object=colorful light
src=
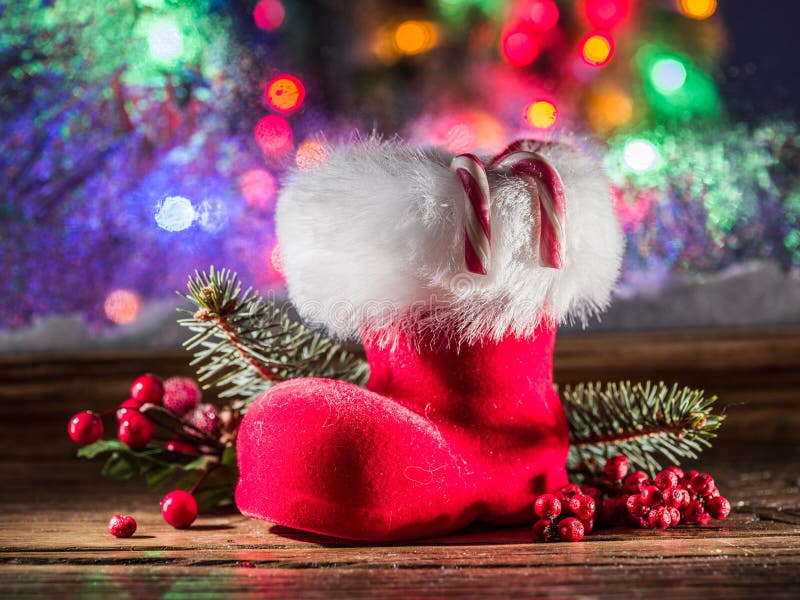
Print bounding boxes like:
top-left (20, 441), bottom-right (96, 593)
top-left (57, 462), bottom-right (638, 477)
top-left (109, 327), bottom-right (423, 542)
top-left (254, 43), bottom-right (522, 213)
top-left (677, 0), bottom-right (717, 20)
top-left (241, 169), bottom-right (277, 210)
top-left (295, 140), bottom-right (328, 170)
top-left (265, 75), bottom-right (306, 113)
top-left (393, 20), bottom-right (439, 56)
top-left (155, 196), bottom-right (196, 231)
top-left (104, 290), bottom-right (141, 325)
top-left (582, 0), bottom-right (631, 29)
top-left (500, 25), bottom-right (540, 67)
top-left (270, 243), bottom-right (285, 278)
top-left (524, 100), bottom-right (558, 129)
top-left (514, 0), bottom-right (560, 31)
top-left (254, 115), bottom-right (293, 155)
top-left (623, 140), bottom-right (659, 173)
top-left (145, 18), bottom-right (184, 65)
top-left (650, 58), bottom-right (687, 93)
top-left (587, 86), bottom-right (633, 131)
top-left (253, 0), bottom-right (285, 31)
top-left (581, 32), bottom-right (614, 66)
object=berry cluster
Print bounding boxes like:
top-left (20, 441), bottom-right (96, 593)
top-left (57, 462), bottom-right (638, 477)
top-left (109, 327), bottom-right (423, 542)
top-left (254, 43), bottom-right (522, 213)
top-left (532, 454), bottom-right (731, 542)
top-left (66, 373), bottom-right (229, 532)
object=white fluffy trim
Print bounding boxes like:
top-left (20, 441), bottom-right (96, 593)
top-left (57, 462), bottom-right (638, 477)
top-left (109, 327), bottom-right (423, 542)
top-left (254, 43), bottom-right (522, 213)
top-left (276, 137), bottom-right (624, 346)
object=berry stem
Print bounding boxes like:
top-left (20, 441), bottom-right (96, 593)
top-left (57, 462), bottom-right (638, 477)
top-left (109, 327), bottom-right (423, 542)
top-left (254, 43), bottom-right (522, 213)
top-left (141, 405), bottom-right (223, 450)
top-left (191, 464), bottom-right (219, 494)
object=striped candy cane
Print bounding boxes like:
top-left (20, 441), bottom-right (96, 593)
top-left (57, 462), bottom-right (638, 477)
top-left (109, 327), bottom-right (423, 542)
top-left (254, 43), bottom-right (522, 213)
top-left (492, 143), bottom-right (567, 270)
top-left (450, 153), bottom-right (492, 275)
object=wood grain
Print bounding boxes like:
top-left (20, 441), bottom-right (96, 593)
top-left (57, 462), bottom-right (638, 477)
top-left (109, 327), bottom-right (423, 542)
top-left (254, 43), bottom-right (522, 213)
top-left (1, 328), bottom-right (799, 598)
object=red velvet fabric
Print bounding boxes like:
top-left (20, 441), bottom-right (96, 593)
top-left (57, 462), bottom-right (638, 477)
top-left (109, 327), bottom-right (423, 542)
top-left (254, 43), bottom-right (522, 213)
top-left (235, 326), bottom-right (569, 541)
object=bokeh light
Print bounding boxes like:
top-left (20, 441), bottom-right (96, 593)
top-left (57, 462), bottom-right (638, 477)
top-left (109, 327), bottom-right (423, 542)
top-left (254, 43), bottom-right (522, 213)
top-left (677, 0), bottom-right (717, 20)
top-left (104, 290), bottom-right (141, 325)
top-left (582, 0), bottom-right (631, 29)
top-left (155, 196), bottom-right (196, 231)
top-left (265, 75), bottom-right (306, 113)
top-left (514, 0), bottom-right (560, 31)
top-left (253, 0), bottom-right (285, 31)
top-left (500, 25), bottom-right (540, 67)
top-left (295, 140), bottom-right (328, 170)
top-left (651, 58), bottom-right (687, 93)
top-left (623, 139), bottom-right (659, 173)
top-left (393, 20), bottom-right (439, 56)
top-left (586, 86), bottom-right (633, 131)
top-left (254, 115), bottom-right (293, 154)
top-left (524, 100), bottom-right (558, 129)
top-left (270, 243), bottom-right (285, 278)
top-left (241, 169), bottom-right (278, 210)
top-left (145, 18), bottom-right (184, 65)
top-left (581, 32), bottom-right (614, 66)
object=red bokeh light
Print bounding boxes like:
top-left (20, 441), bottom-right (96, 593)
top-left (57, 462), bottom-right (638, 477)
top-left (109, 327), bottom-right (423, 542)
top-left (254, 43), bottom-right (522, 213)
top-left (254, 115), bottom-right (293, 155)
top-left (240, 169), bottom-right (277, 210)
top-left (500, 25), bottom-right (540, 68)
top-left (582, 0), bottom-right (631, 29)
top-left (515, 0), bottom-right (560, 31)
top-left (265, 74), bottom-right (306, 113)
top-left (253, 0), bottom-right (285, 31)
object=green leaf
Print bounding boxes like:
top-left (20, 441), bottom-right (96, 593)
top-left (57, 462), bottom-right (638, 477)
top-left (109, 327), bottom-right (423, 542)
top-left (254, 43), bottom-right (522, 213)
top-left (145, 464), bottom-right (180, 489)
top-left (221, 445), bottom-right (237, 467)
top-left (77, 439), bottom-right (127, 459)
top-left (101, 452), bottom-right (139, 480)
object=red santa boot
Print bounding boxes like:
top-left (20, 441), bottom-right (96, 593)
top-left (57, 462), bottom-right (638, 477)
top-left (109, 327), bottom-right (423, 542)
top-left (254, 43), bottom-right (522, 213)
top-left (235, 138), bottom-right (624, 541)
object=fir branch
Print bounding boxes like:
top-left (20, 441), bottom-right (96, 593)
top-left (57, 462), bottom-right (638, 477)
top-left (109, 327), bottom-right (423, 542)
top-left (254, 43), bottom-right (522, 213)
top-left (562, 381), bottom-right (724, 476)
top-left (178, 267), bottom-right (370, 406)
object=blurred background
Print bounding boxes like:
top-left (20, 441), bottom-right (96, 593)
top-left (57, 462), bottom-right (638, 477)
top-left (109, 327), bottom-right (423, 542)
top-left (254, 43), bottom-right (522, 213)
top-left (1, 0), bottom-right (798, 353)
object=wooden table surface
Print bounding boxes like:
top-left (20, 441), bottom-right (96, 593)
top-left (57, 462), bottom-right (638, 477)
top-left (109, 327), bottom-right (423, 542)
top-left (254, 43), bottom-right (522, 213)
top-left (2, 328), bottom-right (799, 598)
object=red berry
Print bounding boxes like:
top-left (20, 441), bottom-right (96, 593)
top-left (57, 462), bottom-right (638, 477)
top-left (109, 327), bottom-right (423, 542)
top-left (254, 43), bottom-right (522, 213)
top-left (569, 494), bottom-right (596, 520)
top-left (559, 484), bottom-right (582, 498)
top-left (603, 454), bottom-right (629, 482)
top-left (557, 517), bottom-right (585, 542)
top-left (640, 485), bottom-right (661, 507)
top-left (689, 473), bottom-right (715, 497)
top-left (602, 496), bottom-right (624, 524)
top-left (532, 519), bottom-right (556, 541)
top-left (165, 439), bottom-right (197, 455)
top-left (654, 469), bottom-right (680, 490)
top-left (67, 411), bottom-right (104, 446)
top-left (668, 507), bottom-right (681, 525)
top-left (116, 398), bottom-right (144, 421)
top-left (162, 377), bottom-right (202, 416)
top-left (662, 487), bottom-right (690, 509)
top-left (683, 500), bottom-right (708, 524)
top-left (647, 506), bottom-right (672, 530)
top-left (626, 494), bottom-right (647, 518)
top-left (118, 412), bottom-right (154, 450)
top-left (534, 494), bottom-right (562, 519)
top-left (161, 490), bottom-right (198, 528)
top-left (706, 496), bottom-right (731, 520)
top-left (681, 469), bottom-right (700, 487)
top-left (108, 514), bottom-right (137, 538)
top-left (664, 465), bottom-right (684, 479)
top-left (706, 486), bottom-right (720, 498)
top-left (581, 485), bottom-right (603, 504)
top-left (580, 518), bottom-right (595, 534)
top-left (130, 374), bottom-right (164, 405)
top-left (623, 471), bottom-right (648, 494)
top-left (186, 403), bottom-right (221, 437)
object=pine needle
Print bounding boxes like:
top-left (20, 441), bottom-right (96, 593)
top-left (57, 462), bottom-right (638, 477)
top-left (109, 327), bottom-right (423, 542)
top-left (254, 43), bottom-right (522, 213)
top-left (561, 381), bottom-right (724, 476)
top-left (178, 266), bottom-right (369, 407)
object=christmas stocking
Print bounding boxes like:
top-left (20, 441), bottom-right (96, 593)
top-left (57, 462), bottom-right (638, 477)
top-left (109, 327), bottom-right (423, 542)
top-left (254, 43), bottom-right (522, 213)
top-left (235, 138), bottom-right (624, 541)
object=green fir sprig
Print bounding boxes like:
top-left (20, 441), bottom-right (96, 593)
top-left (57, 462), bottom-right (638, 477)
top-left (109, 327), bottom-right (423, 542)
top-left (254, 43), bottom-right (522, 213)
top-left (178, 267), bottom-right (370, 407)
top-left (563, 381), bottom-right (724, 477)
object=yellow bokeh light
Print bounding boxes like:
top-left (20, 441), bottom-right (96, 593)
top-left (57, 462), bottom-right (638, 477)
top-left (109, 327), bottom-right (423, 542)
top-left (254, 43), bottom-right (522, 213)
top-left (104, 289), bottom-right (141, 325)
top-left (295, 139), bottom-right (328, 170)
top-left (393, 20), bottom-right (439, 56)
top-left (582, 33), bottom-right (613, 66)
top-left (525, 101), bottom-right (558, 129)
top-left (678, 0), bottom-right (717, 20)
top-left (587, 87), bottom-right (633, 132)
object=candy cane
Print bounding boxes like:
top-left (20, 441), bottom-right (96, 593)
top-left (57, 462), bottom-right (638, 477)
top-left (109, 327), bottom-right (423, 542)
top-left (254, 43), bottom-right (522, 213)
top-left (451, 153), bottom-right (491, 275)
top-left (493, 147), bottom-right (566, 270)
